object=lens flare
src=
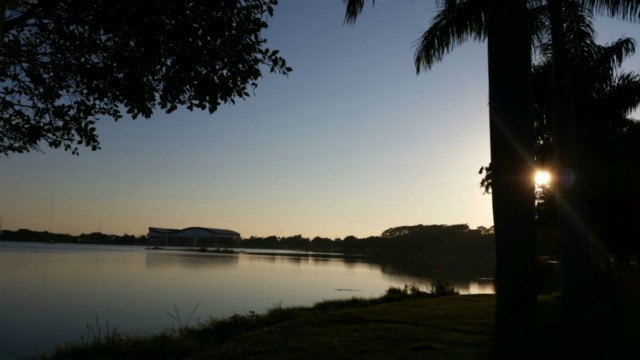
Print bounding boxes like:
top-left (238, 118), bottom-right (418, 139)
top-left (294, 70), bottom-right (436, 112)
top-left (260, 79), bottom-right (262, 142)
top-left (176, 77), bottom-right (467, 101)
top-left (535, 170), bottom-right (551, 186)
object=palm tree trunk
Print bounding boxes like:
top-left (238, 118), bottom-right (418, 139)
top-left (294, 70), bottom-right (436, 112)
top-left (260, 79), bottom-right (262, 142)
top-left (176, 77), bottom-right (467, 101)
top-left (549, 0), bottom-right (591, 327)
top-left (488, 0), bottom-right (537, 355)
top-left (0, 0), bottom-right (6, 40)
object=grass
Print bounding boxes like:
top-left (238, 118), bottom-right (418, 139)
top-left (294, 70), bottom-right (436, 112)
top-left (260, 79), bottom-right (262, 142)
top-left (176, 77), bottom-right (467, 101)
top-left (43, 290), bottom-right (640, 360)
top-left (79, 317), bottom-right (120, 348)
top-left (194, 295), bottom-right (496, 360)
top-left (164, 301), bottom-right (202, 334)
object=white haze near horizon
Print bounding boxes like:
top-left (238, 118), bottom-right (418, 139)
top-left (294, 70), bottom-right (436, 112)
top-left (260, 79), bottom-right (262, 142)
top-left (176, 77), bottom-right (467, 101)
top-left (1, 1), bottom-right (639, 239)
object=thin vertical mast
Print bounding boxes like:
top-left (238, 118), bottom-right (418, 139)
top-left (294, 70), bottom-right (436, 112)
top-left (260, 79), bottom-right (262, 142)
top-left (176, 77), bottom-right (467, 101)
top-left (48, 194), bottom-right (54, 232)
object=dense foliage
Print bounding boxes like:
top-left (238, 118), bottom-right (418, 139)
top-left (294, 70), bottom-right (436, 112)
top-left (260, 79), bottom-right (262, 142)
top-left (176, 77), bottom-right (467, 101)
top-left (1, 224), bottom-right (494, 260)
top-left (0, 224), bottom-right (497, 281)
top-left (480, 36), bottom-right (640, 266)
top-left (1, 228), bottom-right (146, 244)
top-left (0, 0), bottom-right (291, 155)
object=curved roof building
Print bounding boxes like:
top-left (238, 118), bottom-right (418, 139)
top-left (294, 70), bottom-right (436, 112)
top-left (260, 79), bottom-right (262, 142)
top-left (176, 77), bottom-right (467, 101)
top-left (148, 227), bottom-right (240, 247)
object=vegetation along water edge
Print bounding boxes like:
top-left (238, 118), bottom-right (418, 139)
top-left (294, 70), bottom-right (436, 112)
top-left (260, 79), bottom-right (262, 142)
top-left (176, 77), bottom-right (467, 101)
top-left (40, 284), bottom-right (640, 360)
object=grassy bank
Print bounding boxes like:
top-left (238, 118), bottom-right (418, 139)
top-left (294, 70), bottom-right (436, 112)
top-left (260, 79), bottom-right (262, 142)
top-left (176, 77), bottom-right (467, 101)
top-left (45, 290), bottom-right (638, 360)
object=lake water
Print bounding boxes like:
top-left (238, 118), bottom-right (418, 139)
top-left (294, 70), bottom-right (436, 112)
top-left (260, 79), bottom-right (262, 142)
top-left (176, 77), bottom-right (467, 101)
top-left (0, 241), bottom-right (494, 359)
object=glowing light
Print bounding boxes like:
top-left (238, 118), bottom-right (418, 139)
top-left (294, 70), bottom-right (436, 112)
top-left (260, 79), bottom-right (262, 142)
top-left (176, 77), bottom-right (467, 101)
top-left (535, 170), bottom-right (551, 186)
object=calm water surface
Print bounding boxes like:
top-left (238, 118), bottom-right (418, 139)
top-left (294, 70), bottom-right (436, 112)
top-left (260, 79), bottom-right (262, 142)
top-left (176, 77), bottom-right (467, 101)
top-left (0, 241), bottom-right (493, 359)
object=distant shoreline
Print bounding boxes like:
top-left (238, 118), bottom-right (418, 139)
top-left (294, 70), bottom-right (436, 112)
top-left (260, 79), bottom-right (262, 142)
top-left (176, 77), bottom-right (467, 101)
top-left (145, 245), bottom-right (374, 260)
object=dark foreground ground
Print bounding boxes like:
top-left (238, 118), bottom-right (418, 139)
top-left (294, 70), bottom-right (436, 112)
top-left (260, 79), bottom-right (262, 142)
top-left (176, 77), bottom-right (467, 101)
top-left (47, 292), bottom-right (639, 360)
top-left (190, 295), bottom-right (495, 360)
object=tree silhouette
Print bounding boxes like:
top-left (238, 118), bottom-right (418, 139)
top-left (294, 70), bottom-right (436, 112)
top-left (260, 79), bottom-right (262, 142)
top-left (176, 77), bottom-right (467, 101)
top-left (532, 36), bottom-right (640, 267)
top-left (416, 0), bottom-right (640, 327)
top-left (480, 32), bottom-right (640, 345)
top-left (345, 0), bottom-right (640, 355)
top-left (0, 0), bottom-right (291, 155)
top-left (345, 0), bottom-right (537, 354)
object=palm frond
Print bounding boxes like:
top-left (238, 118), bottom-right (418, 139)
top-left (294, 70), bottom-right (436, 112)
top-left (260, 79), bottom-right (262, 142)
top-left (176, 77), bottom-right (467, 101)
top-left (343, 0), bottom-right (370, 25)
top-left (563, 1), bottom-right (597, 60)
top-left (596, 71), bottom-right (640, 119)
top-left (414, 0), bottom-right (489, 73)
top-left (599, 37), bottom-right (636, 70)
top-left (529, 3), bottom-right (551, 58)
top-left (575, 37), bottom-right (636, 93)
top-left (582, 0), bottom-right (640, 21)
top-left (528, 0), bottom-right (548, 8)
top-left (536, 1), bottom-right (596, 63)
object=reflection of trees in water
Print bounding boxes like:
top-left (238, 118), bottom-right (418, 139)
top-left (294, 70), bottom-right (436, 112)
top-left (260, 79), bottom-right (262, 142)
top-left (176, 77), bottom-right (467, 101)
top-left (379, 256), bottom-right (559, 294)
top-left (144, 246), bottom-right (495, 285)
top-left (243, 252), bottom-right (374, 268)
top-left (377, 257), bottom-right (497, 294)
top-left (311, 257), bottom-right (331, 265)
top-left (379, 257), bottom-right (495, 283)
top-left (147, 249), bottom-right (493, 283)
top-left (145, 252), bottom-right (239, 269)
top-left (231, 251), bottom-right (383, 273)
top-left (246, 254), bottom-right (277, 263)
top-left (283, 255), bottom-right (308, 265)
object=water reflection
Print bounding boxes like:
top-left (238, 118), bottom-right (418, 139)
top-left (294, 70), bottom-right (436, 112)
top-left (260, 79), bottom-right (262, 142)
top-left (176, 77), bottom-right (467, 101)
top-left (464, 279), bottom-right (496, 294)
top-left (0, 242), bottom-right (494, 359)
top-left (379, 260), bottom-right (494, 281)
top-left (145, 252), bottom-right (239, 269)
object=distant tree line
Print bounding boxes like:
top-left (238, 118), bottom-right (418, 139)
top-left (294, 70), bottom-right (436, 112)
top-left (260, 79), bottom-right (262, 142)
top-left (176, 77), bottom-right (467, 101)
top-left (5, 224), bottom-right (557, 290)
top-left (1, 224), bottom-right (494, 261)
top-left (235, 224), bottom-right (494, 260)
top-left (1, 224), bottom-right (503, 284)
top-left (239, 224), bottom-right (498, 283)
top-left (0, 228), bottom-right (146, 245)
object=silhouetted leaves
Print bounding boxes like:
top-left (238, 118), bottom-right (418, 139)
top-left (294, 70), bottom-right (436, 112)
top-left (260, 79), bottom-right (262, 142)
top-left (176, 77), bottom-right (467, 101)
top-left (0, 0), bottom-right (291, 155)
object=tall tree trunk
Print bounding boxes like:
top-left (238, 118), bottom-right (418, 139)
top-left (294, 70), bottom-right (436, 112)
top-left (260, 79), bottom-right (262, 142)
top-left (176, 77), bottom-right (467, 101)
top-left (488, 0), bottom-right (537, 356)
top-left (0, 0), bottom-right (6, 40)
top-left (549, 0), bottom-right (591, 328)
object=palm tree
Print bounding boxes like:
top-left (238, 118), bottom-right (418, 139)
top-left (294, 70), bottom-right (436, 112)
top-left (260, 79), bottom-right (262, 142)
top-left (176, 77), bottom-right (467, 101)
top-left (533, 36), bottom-right (640, 268)
top-left (345, 0), bottom-right (537, 352)
top-left (545, 0), bottom-right (593, 327)
top-left (482, 34), bottom-right (640, 279)
top-left (485, 3), bottom-right (537, 353)
top-left (412, 0), bottom-right (592, 332)
top-left (525, 0), bottom-right (640, 326)
top-left (345, 0), bottom-right (640, 353)
top-left (414, 0), bottom-right (640, 325)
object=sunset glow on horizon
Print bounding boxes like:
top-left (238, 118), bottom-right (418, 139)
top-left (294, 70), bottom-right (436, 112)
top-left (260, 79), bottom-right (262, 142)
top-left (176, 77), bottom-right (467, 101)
top-left (1, 2), bottom-right (638, 239)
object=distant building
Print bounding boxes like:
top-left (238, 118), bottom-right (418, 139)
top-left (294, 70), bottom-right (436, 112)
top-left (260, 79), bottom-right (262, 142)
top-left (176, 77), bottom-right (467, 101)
top-left (147, 227), bottom-right (240, 247)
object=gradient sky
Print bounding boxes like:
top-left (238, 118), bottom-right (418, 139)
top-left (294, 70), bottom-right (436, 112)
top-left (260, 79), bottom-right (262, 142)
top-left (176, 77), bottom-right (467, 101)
top-left (2, 1), bottom-right (640, 239)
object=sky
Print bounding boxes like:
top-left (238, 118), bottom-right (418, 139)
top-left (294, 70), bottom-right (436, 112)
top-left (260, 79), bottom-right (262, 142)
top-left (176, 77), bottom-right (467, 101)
top-left (1, 1), bottom-right (640, 239)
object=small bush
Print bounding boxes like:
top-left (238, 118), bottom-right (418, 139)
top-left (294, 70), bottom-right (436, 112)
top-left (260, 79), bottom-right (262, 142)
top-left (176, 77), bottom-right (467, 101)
top-left (383, 283), bottom-right (431, 300)
top-left (429, 273), bottom-right (458, 296)
top-left (385, 286), bottom-right (406, 296)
